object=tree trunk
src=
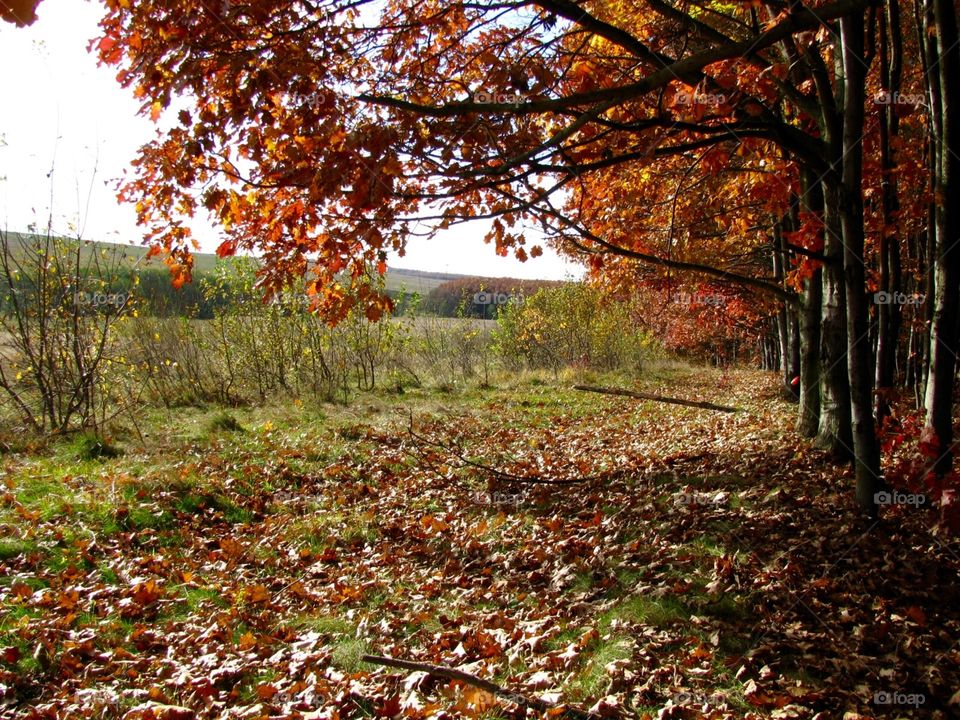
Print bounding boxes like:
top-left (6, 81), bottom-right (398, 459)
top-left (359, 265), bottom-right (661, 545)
top-left (798, 267), bottom-right (823, 437)
top-left (840, 10), bottom-right (883, 513)
top-left (816, 182), bottom-right (854, 460)
top-left (772, 223), bottom-right (800, 398)
top-left (796, 171), bottom-right (824, 437)
top-left (813, 37), bottom-right (854, 460)
top-left (874, 0), bottom-right (904, 422)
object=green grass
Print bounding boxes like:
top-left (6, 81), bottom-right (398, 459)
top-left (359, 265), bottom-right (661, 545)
top-left (282, 515), bottom-right (336, 553)
top-left (700, 594), bottom-right (751, 621)
top-left (71, 432), bottom-right (122, 460)
top-left (0, 605), bottom-right (43, 673)
top-left (688, 536), bottom-right (727, 558)
top-left (566, 635), bottom-right (633, 700)
top-left (0, 538), bottom-right (35, 560)
top-left (122, 505), bottom-right (174, 531)
top-left (291, 613), bottom-right (354, 635)
top-left (544, 626), bottom-right (582, 652)
top-left (604, 594), bottom-right (690, 628)
top-left (236, 669), bottom-right (280, 704)
top-left (205, 411), bottom-right (245, 435)
top-left (331, 638), bottom-right (370, 671)
top-left (175, 491), bottom-right (252, 523)
top-left (0, 360), bottom-right (790, 716)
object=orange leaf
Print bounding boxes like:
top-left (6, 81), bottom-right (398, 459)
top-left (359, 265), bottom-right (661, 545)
top-left (245, 584), bottom-right (271, 604)
top-left (215, 240), bottom-right (237, 258)
top-left (237, 632), bottom-right (257, 651)
top-left (255, 683), bottom-right (278, 700)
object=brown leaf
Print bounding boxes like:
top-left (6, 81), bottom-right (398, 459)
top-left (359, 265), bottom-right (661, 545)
top-left (255, 683), bottom-right (278, 700)
top-left (122, 703), bottom-right (195, 720)
top-left (244, 584), bottom-right (271, 604)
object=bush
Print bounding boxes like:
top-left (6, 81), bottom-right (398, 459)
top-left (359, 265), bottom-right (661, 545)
top-left (0, 231), bottom-right (139, 433)
top-left (122, 259), bottom-right (419, 406)
top-left (493, 284), bottom-right (655, 374)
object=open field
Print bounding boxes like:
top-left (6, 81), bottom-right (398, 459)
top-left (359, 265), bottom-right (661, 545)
top-left (0, 365), bottom-right (956, 719)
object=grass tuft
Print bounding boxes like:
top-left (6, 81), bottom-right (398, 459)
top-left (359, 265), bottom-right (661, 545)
top-left (206, 411), bottom-right (245, 434)
top-left (72, 432), bottom-right (122, 460)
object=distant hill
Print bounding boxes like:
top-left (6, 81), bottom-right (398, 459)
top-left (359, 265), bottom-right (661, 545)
top-left (0, 231), bottom-right (553, 298)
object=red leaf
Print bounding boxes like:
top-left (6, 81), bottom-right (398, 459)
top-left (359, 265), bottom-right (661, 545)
top-left (215, 240), bottom-right (237, 258)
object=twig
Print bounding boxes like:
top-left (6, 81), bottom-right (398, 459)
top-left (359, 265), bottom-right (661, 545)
top-left (361, 654), bottom-right (598, 719)
top-left (573, 384), bottom-right (739, 413)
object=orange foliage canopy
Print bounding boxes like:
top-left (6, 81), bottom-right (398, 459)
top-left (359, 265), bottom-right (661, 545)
top-left (54, 0), bottom-right (919, 323)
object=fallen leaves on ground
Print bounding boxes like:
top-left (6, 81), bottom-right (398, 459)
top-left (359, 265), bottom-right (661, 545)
top-left (0, 369), bottom-right (957, 719)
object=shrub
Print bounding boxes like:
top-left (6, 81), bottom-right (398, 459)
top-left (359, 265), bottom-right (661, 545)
top-left (493, 284), bottom-right (655, 373)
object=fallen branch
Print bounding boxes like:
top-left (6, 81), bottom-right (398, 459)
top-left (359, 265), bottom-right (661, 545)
top-left (361, 654), bottom-right (598, 719)
top-left (573, 384), bottom-right (739, 413)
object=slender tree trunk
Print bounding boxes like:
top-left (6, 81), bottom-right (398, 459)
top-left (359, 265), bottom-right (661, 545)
top-left (840, 11), bottom-right (883, 513)
top-left (796, 172), bottom-right (824, 436)
top-left (798, 266), bottom-right (823, 436)
top-left (875, 0), bottom-right (904, 422)
top-left (772, 223), bottom-right (800, 398)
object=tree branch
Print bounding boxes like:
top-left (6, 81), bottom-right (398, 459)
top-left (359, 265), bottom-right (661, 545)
top-left (361, 654), bottom-right (599, 720)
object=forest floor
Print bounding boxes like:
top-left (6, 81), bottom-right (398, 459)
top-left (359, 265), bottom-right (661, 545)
top-left (1, 365), bottom-right (958, 720)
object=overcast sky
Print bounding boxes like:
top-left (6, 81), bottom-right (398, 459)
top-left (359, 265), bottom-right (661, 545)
top-left (0, 0), bottom-right (583, 280)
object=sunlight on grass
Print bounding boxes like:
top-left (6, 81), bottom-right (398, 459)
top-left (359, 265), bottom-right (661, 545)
top-left (291, 613), bottom-right (354, 636)
top-left (566, 635), bottom-right (632, 700)
top-left (331, 638), bottom-right (370, 671)
top-left (605, 594), bottom-right (689, 628)
top-left (0, 538), bottom-right (35, 560)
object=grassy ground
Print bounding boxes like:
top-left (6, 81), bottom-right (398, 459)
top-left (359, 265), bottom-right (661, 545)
top-left (0, 364), bottom-right (957, 719)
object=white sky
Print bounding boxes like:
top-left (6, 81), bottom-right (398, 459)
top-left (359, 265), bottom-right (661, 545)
top-left (0, 0), bottom-right (583, 281)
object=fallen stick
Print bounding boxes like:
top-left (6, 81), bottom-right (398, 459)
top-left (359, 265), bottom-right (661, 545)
top-left (361, 654), bottom-right (597, 719)
top-left (573, 384), bottom-right (739, 413)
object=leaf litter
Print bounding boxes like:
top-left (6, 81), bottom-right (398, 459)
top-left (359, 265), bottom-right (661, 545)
top-left (0, 369), bottom-right (957, 719)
